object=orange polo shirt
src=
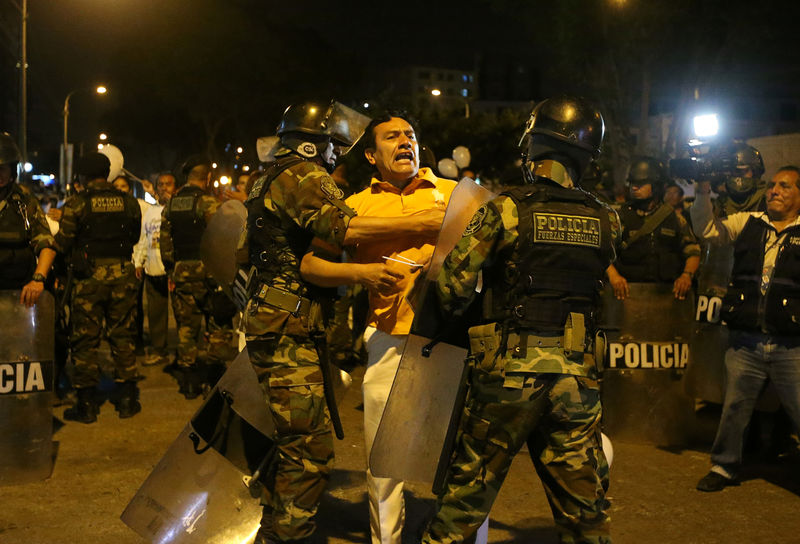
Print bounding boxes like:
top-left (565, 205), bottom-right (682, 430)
top-left (346, 167), bottom-right (457, 335)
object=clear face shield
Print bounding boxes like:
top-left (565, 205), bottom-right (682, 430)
top-left (323, 101), bottom-right (371, 156)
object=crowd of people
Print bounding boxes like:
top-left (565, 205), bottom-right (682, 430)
top-left (1, 93), bottom-right (799, 544)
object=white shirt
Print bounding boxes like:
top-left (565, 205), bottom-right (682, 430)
top-left (133, 203), bottom-right (167, 276)
top-left (691, 192), bottom-right (800, 295)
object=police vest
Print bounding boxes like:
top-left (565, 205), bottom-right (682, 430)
top-left (246, 155), bottom-right (312, 295)
top-left (616, 204), bottom-right (683, 282)
top-left (0, 190), bottom-right (36, 288)
top-left (165, 185), bottom-right (206, 261)
top-left (483, 182), bottom-right (614, 333)
top-left (722, 216), bottom-right (800, 335)
top-left (77, 188), bottom-right (139, 260)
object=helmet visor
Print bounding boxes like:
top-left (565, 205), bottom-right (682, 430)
top-left (324, 102), bottom-right (371, 156)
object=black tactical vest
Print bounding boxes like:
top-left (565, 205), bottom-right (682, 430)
top-left (246, 155), bottom-right (312, 294)
top-left (616, 204), bottom-right (683, 282)
top-left (0, 190), bottom-right (36, 288)
top-left (722, 216), bottom-right (800, 335)
top-left (165, 185), bottom-right (206, 261)
top-left (483, 182), bottom-right (615, 333)
top-left (77, 188), bottom-right (139, 259)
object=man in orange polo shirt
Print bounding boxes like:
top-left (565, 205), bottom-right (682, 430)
top-left (350, 113), bottom-right (456, 544)
top-left (302, 112), bottom-right (475, 544)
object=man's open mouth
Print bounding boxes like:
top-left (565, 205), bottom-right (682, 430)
top-left (395, 152), bottom-right (414, 162)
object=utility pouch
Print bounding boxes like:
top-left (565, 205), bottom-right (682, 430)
top-left (593, 330), bottom-right (607, 374)
top-left (467, 322), bottom-right (501, 372)
top-left (563, 312), bottom-right (587, 357)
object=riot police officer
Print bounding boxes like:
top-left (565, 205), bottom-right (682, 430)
top-left (712, 142), bottom-right (767, 217)
top-left (421, 96), bottom-right (616, 544)
top-left (239, 101), bottom-right (449, 544)
top-left (606, 156), bottom-right (700, 300)
top-left (54, 152), bottom-right (142, 423)
top-left (0, 133), bottom-right (56, 306)
top-left (160, 156), bottom-right (234, 399)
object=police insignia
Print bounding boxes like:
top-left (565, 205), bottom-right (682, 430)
top-left (245, 175), bottom-right (267, 204)
top-left (169, 196), bottom-right (195, 212)
top-left (463, 205), bottom-right (488, 236)
top-left (533, 212), bottom-right (601, 247)
top-left (297, 142), bottom-right (317, 158)
top-left (90, 195), bottom-right (125, 213)
top-left (320, 178), bottom-right (344, 200)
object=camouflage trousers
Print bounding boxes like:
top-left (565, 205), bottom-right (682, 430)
top-left (247, 333), bottom-right (334, 541)
top-left (70, 262), bottom-right (138, 387)
top-left (171, 277), bottom-right (234, 368)
top-left (423, 368), bottom-right (611, 544)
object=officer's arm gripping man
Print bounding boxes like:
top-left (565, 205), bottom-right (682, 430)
top-left (435, 197), bottom-right (517, 316)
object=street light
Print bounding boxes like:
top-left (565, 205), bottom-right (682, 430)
top-left (61, 85), bottom-right (108, 188)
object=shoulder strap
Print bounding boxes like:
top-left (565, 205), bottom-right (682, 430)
top-left (247, 155), bottom-right (306, 205)
top-left (621, 203), bottom-right (675, 250)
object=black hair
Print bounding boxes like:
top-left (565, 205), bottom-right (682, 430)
top-left (363, 110), bottom-right (420, 149)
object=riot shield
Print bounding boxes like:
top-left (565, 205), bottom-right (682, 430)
top-left (200, 200), bottom-right (247, 297)
top-left (600, 283), bottom-right (697, 446)
top-left (684, 245), bottom-right (779, 410)
top-left (0, 290), bottom-right (55, 486)
top-left (370, 179), bottom-right (495, 484)
top-left (121, 349), bottom-right (276, 543)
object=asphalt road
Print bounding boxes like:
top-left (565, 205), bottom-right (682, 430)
top-left (1, 356), bottom-right (799, 544)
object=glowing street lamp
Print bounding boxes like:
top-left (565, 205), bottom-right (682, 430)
top-left (430, 89), bottom-right (442, 97)
top-left (99, 133), bottom-right (108, 141)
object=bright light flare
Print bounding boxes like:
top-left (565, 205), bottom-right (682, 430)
top-left (99, 133), bottom-right (107, 141)
top-left (236, 147), bottom-right (243, 154)
top-left (431, 89), bottom-right (442, 97)
top-left (97, 143), bottom-right (104, 150)
top-left (220, 175), bottom-right (230, 185)
top-left (243, 165), bottom-right (250, 172)
top-left (96, 86), bottom-right (107, 94)
top-left (693, 114), bottom-right (719, 138)
top-left (212, 162), bottom-right (218, 168)
top-left (23, 162), bottom-right (33, 173)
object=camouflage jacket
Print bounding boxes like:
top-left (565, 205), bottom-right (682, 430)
top-left (54, 179), bottom-right (141, 278)
top-left (0, 183), bottom-right (55, 255)
top-left (436, 188), bottom-right (620, 377)
top-left (159, 183), bottom-right (220, 279)
top-left (237, 149), bottom-right (355, 337)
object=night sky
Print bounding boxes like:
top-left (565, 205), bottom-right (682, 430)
top-left (9, 0), bottom-right (800, 177)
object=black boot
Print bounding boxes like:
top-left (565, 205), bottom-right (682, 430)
top-left (177, 367), bottom-right (203, 400)
top-left (63, 387), bottom-right (98, 424)
top-left (114, 380), bottom-right (142, 418)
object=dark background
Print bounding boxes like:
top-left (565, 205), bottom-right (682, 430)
top-left (1, 0), bottom-right (799, 183)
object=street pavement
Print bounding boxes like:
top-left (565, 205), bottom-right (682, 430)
top-left (1, 355), bottom-right (799, 544)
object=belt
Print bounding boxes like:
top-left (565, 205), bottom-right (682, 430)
top-left (256, 284), bottom-right (311, 317)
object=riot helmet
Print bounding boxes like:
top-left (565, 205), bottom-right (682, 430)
top-left (277, 101), bottom-right (370, 172)
top-left (724, 142), bottom-right (764, 201)
top-left (0, 132), bottom-right (22, 182)
top-left (627, 156), bottom-right (670, 201)
top-left (519, 96), bottom-right (605, 185)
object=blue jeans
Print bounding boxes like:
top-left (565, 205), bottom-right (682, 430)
top-left (710, 330), bottom-right (800, 472)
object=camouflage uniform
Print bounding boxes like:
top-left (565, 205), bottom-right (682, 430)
top-left (0, 183), bottom-right (55, 289)
top-left (237, 148), bottom-right (354, 542)
top-left (54, 179), bottom-right (141, 387)
top-left (160, 185), bottom-right (234, 370)
top-left (423, 183), bottom-right (619, 544)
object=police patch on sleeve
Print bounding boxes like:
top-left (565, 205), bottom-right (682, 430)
top-left (533, 212), bottom-right (601, 247)
top-left (320, 177), bottom-right (344, 201)
top-left (463, 205), bottom-right (488, 236)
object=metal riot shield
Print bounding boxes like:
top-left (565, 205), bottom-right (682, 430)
top-left (121, 349), bottom-right (276, 543)
top-left (600, 283), bottom-right (697, 446)
top-left (200, 199), bottom-right (247, 296)
top-left (684, 245), bottom-right (779, 410)
top-left (0, 290), bottom-right (55, 486)
top-left (370, 179), bottom-right (495, 484)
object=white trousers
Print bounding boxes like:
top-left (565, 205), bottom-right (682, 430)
top-left (363, 327), bottom-right (488, 544)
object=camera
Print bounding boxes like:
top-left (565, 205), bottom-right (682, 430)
top-left (669, 141), bottom-right (764, 181)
